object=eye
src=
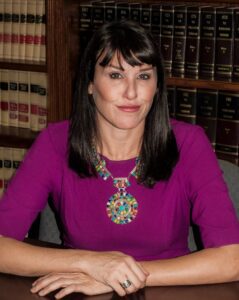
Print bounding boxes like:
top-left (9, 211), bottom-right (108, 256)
top-left (138, 73), bottom-right (151, 80)
top-left (109, 72), bottom-right (123, 79)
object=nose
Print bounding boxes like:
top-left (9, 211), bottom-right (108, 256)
top-left (123, 78), bottom-right (137, 100)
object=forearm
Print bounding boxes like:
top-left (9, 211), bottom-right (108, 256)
top-left (0, 236), bottom-right (88, 277)
top-left (141, 245), bottom-right (239, 286)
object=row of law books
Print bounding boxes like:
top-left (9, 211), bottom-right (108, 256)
top-left (0, 0), bottom-right (46, 62)
top-left (79, 2), bottom-right (239, 81)
top-left (167, 86), bottom-right (239, 165)
top-left (0, 69), bottom-right (47, 131)
top-left (0, 146), bottom-right (27, 197)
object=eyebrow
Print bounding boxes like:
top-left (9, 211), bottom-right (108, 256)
top-left (107, 64), bottom-right (154, 72)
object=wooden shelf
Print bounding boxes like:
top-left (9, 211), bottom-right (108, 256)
top-left (167, 77), bottom-right (239, 92)
top-left (0, 59), bottom-right (47, 73)
top-left (0, 126), bottom-right (38, 148)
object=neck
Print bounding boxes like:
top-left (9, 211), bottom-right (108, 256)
top-left (96, 125), bottom-right (144, 161)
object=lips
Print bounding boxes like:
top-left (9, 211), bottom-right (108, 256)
top-left (117, 105), bottom-right (140, 112)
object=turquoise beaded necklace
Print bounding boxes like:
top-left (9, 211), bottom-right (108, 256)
top-left (93, 150), bottom-right (141, 225)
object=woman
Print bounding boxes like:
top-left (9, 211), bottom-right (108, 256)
top-left (0, 20), bottom-right (239, 299)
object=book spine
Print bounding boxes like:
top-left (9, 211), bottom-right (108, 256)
top-left (216, 91), bottom-right (239, 162)
top-left (12, 147), bottom-right (24, 170)
top-left (33, 0), bottom-right (44, 61)
top-left (39, 1), bottom-right (46, 62)
top-left (130, 3), bottom-right (140, 23)
top-left (116, 3), bottom-right (130, 21)
top-left (38, 72), bottom-right (47, 130)
top-left (79, 3), bottom-right (93, 52)
top-left (11, 0), bottom-right (20, 60)
top-left (0, 147), bottom-right (3, 198)
top-left (30, 71), bottom-right (39, 131)
top-left (0, 69), bottom-right (9, 126)
top-left (233, 9), bottom-right (239, 81)
top-left (199, 6), bottom-right (216, 79)
top-left (79, 3), bottom-right (92, 30)
top-left (175, 87), bottom-right (197, 124)
top-left (18, 71), bottom-right (30, 128)
top-left (92, 2), bottom-right (104, 30)
top-left (8, 69), bottom-right (18, 127)
top-left (19, 0), bottom-right (27, 60)
top-left (172, 5), bottom-right (187, 78)
top-left (3, 0), bottom-right (12, 59)
top-left (167, 86), bottom-right (176, 118)
top-left (150, 4), bottom-right (161, 37)
top-left (3, 147), bottom-right (13, 191)
top-left (104, 1), bottom-right (115, 23)
top-left (160, 5), bottom-right (174, 76)
top-left (140, 3), bottom-right (151, 30)
top-left (215, 7), bottom-right (234, 81)
top-left (0, 0), bottom-right (3, 59)
top-left (25, 0), bottom-right (36, 60)
top-left (196, 89), bottom-right (218, 148)
top-left (185, 6), bottom-right (201, 79)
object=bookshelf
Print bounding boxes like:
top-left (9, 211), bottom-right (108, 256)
top-left (0, 0), bottom-right (71, 149)
top-left (1, 0), bottom-right (238, 164)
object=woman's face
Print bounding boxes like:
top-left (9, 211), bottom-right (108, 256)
top-left (88, 52), bottom-right (158, 132)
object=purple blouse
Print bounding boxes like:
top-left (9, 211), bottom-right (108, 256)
top-left (0, 119), bottom-right (239, 260)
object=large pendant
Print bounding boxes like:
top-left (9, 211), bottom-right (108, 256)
top-left (106, 191), bottom-right (138, 225)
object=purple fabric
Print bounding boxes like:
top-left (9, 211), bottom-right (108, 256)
top-left (0, 119), bottom-right (239, 260)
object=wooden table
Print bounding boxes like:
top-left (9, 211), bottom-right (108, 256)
top-left (1, 272), bottom-right (239, 300)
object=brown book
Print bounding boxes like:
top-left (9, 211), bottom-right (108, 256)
top-left (92, 1), bottom-right (104, 30)
top-left (104, 1), bottom-right (115, 23)
top-left (175, 87), bottom-right (197, 124)
top-left (167, 86), bottom-right (176, 118)
top-left (160, 5), bottom-right (174, 76)
top-left (196, 89), bottom-right (218, 149)
top-left (233, 8), bottom-right (239, 81)
top-left (172, 5), bottom-right (187, 78)
top-left (199, 6), bottom-right (217, 79)
top-left (216, 91), bottom-right (239, 162)
top-left (215, 7), bottom-right (234, 81)
top-left (185, 6), bottom-right (201, 79)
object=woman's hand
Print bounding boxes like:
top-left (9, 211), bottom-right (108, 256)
top-left (31, 272), bottom-right (113, 299)
top-left (80, 251), bottom-right (149, 296)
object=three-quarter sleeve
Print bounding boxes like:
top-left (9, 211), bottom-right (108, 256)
top-left (180, 126), bottom-right (239, 248)
top-left (0, 125), bottom-right (62, 240)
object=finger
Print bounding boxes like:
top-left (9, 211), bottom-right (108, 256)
top-left (32, 277), bottom-right (74, 296)
top-left (55, 285), bottom-right (77, 299)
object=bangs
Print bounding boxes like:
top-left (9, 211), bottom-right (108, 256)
top-left (96, 25), bottom-right (159, 68)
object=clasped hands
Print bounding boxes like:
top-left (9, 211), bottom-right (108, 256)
top-left (31, 251), bottom-right (149, 299)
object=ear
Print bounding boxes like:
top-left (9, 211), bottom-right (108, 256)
top-left (88, 82), bottom-right (93, 94)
